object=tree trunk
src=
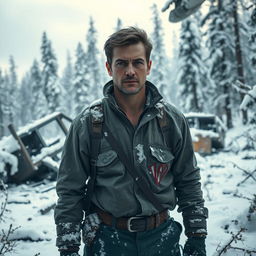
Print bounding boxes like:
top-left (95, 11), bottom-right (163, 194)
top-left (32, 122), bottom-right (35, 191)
top-left (192, 81), bottom-right (200, 111)
top-left (232, 0), bottom-right (248, 124)
top-left (0, 107), bottom-right (4, 138)
top-left (218, 0), bottom-right (233, 128)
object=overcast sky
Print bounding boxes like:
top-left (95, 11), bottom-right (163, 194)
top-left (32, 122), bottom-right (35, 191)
top-left (0, 0), bottom-right (181, 79)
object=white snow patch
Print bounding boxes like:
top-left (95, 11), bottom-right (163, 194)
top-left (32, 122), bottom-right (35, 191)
top-left (31, 138), bottom-right (65, 163)
top-left (0, 149), bottom-right (18, 175)
top-left (155, 101), bottom-right (165, 118)
top-left (135, 144), bottom-right (146, 163)
top-left (90, 107), bottom-right (103, 122)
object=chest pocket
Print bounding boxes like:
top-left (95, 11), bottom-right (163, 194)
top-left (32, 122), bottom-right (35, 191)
top-left (148, 145), bottom-right (174, 185)
top-left (96, 150), bottom-right (117, 167)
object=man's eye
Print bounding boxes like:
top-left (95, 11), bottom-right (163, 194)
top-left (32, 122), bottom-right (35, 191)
top-left (133, 60), bottom-right (144, 66)
top-left (115, 61), bottom-right (126, 67)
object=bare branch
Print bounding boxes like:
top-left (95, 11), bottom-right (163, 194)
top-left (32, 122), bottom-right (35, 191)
top-left (213, 228), bottom-right (247, 256)
top-left (230, 246), bottom-right (256, 254)
top-left (0, 180), bottom-right (8, 222)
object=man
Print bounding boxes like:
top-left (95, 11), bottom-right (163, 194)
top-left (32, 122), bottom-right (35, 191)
top-left (54, 27), bottom-right (208, 256)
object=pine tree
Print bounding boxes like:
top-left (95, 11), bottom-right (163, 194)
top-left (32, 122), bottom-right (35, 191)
top-left (248, 4), bottom-right (256, 76)
top-left (0, 69), bottom-right (4, 138)
top-left (85, 17), bottom-right (103, 99)
top-left (73, 43), bottom-right (91, 115)
top-left (115, 18), bottom-right (123, 31)
top-left (202, 0), bottom-right (236, 128)
top-left (231, 0), bottom-right (249, 123)
top-left (239, 4), bottom-right (256, 86)
top-left (19, 73), bottom-right (33, 126)
top-left (41, 31), bottom-right (62, 113)
top-left (149, 4), bottom-right (169, 97)
top-left (176, 16), bottom-right (209, 113)
top-left (30, 59), bottom-right (48, 119)
top-left (1, 72), bottom-right (11, 134)
top-left (61, 51), bottom-right (74, 116)
top-left (168, 31), bottom-right (180, 107)
top-left (7, 56), bottom-right (18, 126)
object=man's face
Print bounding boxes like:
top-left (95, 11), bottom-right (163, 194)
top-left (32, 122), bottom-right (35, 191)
top-left (106, 42), bottom-right (152, 95)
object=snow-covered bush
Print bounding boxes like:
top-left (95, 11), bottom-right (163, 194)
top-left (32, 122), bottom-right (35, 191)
top-left (231, 82), bottom-right (256, 151)
top-left (0, 180), bottom-right (18, 255)
top-left (0, 135), bottom-right (19, 182)
top-left (240, 85), bottom-right (256, 124)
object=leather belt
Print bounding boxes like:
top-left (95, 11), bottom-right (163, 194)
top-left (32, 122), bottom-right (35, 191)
top-left (95, 207), bottom-right (169, 232)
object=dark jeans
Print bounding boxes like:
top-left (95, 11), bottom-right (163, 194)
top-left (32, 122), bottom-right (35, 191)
top-left (83, 217), bottom-right (182, 256)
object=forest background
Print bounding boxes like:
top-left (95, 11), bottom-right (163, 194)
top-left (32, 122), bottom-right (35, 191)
top-left (0, 0), bottom-right (255, 133)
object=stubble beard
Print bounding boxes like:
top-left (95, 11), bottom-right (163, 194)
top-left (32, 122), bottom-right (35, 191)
top-left (114, 81), bottom-right (144, 96)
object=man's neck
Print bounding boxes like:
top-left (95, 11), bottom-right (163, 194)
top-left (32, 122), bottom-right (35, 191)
top-left (113, 87), bottom-right (146, 125)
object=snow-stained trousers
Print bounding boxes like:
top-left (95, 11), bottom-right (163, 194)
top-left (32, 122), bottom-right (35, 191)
top-left (83, 217), bottom-right (182, 256)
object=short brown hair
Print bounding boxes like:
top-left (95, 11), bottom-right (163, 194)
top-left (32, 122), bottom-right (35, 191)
top-left (104, 27), bottom-right (153, 65)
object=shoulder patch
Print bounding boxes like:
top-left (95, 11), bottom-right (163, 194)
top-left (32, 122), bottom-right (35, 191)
top-left (90, 105), bottom-right (103, 123)
top-left (155, 99), bottom-right (167, 119)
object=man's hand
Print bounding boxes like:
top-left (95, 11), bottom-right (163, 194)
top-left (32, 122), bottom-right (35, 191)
top-left (183, 237), bottom-right (206, 256)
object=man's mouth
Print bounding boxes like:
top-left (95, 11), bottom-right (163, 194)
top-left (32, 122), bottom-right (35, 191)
top-left (123, 80), bottom-right (138, 83)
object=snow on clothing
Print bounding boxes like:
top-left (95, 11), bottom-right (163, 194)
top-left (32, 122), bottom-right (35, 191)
top-left (84, 217), bottom-right (182, 256)
top-left (54, 80), bottom-right (208, 253)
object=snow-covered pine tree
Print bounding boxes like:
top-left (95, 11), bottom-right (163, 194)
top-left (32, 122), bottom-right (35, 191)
top-left (61, 51), bottom-right (74, 117)
top-left (231, 0), bottom-right (248, 123)
top-left (18, 73), bottom-right (33, 126)
top-left (85, 17), bottom-right (103, 100)
top-left (202, 0), bottom-right (236, 128)
top-left (239, 2), bottom-right (256, 86)
top-left (168, 31), bottom-right (180, 106)
top-left (0, 69), bottom-right (4, 138)
top-left (30, 59), bottom-right (48, 120)
top-left (40, 31), bottom-right (62, 114)
top-left (176, 15), bottom-right (208, 113)
top-left (248, 3), bottom-right (256, 74)
top-left (149, 4), bottom-right (170, 97)
top-left (73, 43), bottom-right (90, 115)
top-left (1, 72), bottom-right (10, 136)
top-left (115, 18), bottom-right (123, 31)
top-left (7, 56), bottom-right (18, 126)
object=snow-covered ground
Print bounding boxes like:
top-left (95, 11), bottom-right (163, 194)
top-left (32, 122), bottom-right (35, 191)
top-left (1, 124), bottom-right (256, 256)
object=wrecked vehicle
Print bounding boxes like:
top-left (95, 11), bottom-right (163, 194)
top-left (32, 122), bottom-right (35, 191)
top-left (185, 113), bottom-right (226, 154)
top-left (0, 112), bottom-right (72, 184)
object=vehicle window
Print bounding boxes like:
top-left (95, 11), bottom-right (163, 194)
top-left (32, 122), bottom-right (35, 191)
top-left (187, 117), bottom-right (197, 128)
top-left (38, 120), bottom-right (66, 147)
top-left (199, 118), bottom-right (216, 132)
top-left (21, 130), bottom-right (46, 156)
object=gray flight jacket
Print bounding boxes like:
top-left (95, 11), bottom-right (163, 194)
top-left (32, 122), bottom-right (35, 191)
top-left (54, 80), bottom-right (208, 249)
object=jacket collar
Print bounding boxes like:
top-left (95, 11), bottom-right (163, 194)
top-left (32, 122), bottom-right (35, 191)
top-left (103, 80), bottom-right (163, 108)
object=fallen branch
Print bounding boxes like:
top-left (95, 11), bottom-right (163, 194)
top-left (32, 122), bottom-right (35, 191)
top-left (233, 192), bottom-right (252, 201)
top-left (39, 203), bottom-right (56, 215)
top-left (231, 162), bottom-right (256, 186)
top-left (213, 228), bottom-right (246, 256)
top-left (230, 246), bottom-right (256, 254)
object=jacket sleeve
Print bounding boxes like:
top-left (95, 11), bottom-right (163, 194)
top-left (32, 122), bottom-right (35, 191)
top-left (171, 114), bottom-right (208, 237)
top-left (54, 114), bottom-right (90, 250)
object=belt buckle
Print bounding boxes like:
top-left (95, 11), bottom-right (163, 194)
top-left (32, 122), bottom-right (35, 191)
top-left (127, 216), bottom-right (145, 232)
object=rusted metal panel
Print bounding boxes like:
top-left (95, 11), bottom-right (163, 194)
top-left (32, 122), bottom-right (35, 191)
top-left (193, 135), bottom-right (212, 154)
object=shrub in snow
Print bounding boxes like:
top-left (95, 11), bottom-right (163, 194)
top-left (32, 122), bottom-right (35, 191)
top-left (0, 180), bottom-right (18, 255)
top-left (0, 136), bottom-right (19, 181)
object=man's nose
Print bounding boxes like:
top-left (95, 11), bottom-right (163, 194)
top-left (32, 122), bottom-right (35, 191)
top-left (125, 63), bottom-right (135, 76)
